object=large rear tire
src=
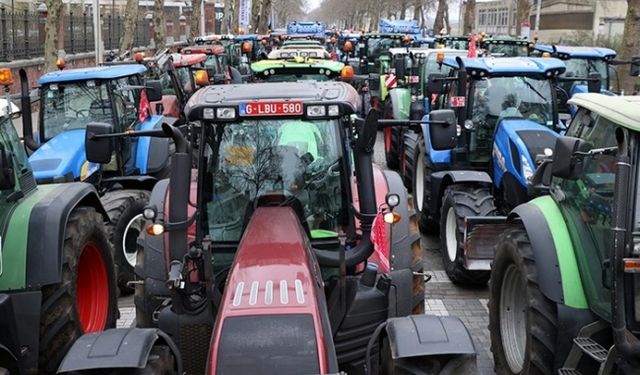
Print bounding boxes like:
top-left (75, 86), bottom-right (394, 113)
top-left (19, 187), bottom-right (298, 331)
top-left (134, 228), bottom-right (170, 328)
top-left (39, 207), bottom-right (117, 373)
top-left (409, 209), bottom-right (424, 314)
top-left (489, 228), bottom-right (557, 375)
top-left (383, 100), bottom-right (402, 170)
top-left (401, 130), bottom-right (418, 191)
top-left (412, 133), bottom-right (439, 235)
top-left (103, 190), bottom-right (151, 294)
top-left (439, 185), bottom-right (495, 285)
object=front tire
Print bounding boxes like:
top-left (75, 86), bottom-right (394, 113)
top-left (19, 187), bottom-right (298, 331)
top-left (489, 228), bottom-right (557, 375)
top-left (39, 207), bottom-right (117, 373)
top-left (439, 185), bottom-right (495, 285)
top-left (103, 190), bottom-right (150, 294)
top-left (412, 134), bottom-right (439, 235)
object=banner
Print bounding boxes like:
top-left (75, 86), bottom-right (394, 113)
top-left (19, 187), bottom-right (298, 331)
top-left (239, 0), bottom-right (252, 26)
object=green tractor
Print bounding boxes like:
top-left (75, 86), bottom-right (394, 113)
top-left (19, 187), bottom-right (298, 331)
top-left (485, 93), bottom-right (640, 373)
top-left (0, 74), bottom-right (117, 374)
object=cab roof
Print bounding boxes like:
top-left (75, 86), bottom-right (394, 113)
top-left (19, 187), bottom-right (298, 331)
top-left (442, 57), bottom-right (565, 76)
top-left (185, 81), bottom-right (360, 118)
top-left (251, 58), bottom-right (344, 73)
top-left (39, 64), bottom-right (146, 84)
top-left (569, 94), bottom-right (640, 132)
top-left (533, 44), bottom-right (616, 59)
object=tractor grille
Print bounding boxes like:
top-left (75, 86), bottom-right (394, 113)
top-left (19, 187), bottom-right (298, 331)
top-left (180, 322), bottom-right (213, 375)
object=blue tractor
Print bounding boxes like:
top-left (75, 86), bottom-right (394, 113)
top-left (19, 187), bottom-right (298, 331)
top-left (19, 65), bottom-right (175, 293)
top-left (401, 56), bottom-right (566, 284)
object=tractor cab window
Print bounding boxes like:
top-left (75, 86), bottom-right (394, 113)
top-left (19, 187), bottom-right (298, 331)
top-left (423, 51), bottom-right (466, 77)
top-left (0, 115), bottom-right (30, 184)
top-left (562, 58), bottom-right (608, 89)
top-left (41, 80), bottom-right (110, 140)
top-left (203, 118), bottom-right (346, 243)
top-left (175, 67), bottom-right (194, 95)
top-left (552, 110), bottom-right (620, 317)
top-left (159, 72), bottom-right (176, 96)
top-left (485, 43), bottom-right (529, 57)
top-left (111, 77), bottom-right (140, 129)
top-left (366, 37), bottom-right (403, 60)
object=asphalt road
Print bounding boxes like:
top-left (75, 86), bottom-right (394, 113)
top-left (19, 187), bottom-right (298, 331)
top-left (117, 130), bottom-right (494, 374)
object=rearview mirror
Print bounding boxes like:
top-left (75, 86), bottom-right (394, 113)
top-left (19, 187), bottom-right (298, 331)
top-left (145, 80), bottom-right (163, 102)
top-left (357, 109), bottom-right (380, 152)
top-left (426, 73), bottom-right (446, 95)
top-left (551, 136), bottom-right (592, 180)
top-left (428, 109), bottom-right (457, 150)
top-left (631, 57), bottom-right (640, 77)
top-left (393, 55), bottom-right (406, 79)
top-left (0, 147), bottom-right (15, 190)
top-left (587, 72), bottom-right (601, 93)
top-left (85, 122), bottom-right (115, 164)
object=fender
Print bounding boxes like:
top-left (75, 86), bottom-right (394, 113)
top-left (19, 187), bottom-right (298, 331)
top-left (26, 183), bottom-right (107, 287)
top-left (429, 170), bottom-right (492, 220)
top-left (58, 328), bottom-right (182, 374)
top-left (385, 315), bottom-right (476, 358)
top-left (101, 175), bottom-right (158, 191)
top-left (419, 113), bottom-right (452, 165)
top-left (507, 196), bottom-right (588, 308)
top-left (388, 88), bottom-right (411, 119)
top-left (134, 115), bottom-right (176, 175)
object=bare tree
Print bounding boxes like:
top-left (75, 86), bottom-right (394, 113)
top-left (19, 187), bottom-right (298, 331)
top-left (191, 0), bottom-right (203, 37)
top-left (620, 0), bottom-right (640, 93)
top-left (515, 0), bottom-right (530, 36)
top-left (433, 0), bottom-right (447, 34)
top-left (152, 0), bottom-right (166, 50)
top-left (463, 0), bottom-right (475, 34)
top-left (119, 0), bottom-right (140, 52)
top-left (43, 0), bottom-right (63, 72)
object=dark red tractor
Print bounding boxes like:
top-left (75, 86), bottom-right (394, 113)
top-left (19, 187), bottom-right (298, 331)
top-left (57, 82), bottom-right (476, 374)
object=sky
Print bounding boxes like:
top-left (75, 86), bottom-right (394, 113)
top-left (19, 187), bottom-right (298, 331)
top-left (304, 0), bottom-right (463, 21)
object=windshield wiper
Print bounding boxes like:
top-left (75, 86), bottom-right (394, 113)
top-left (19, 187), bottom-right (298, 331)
top-left (520, 78), bottom-right (547, 102)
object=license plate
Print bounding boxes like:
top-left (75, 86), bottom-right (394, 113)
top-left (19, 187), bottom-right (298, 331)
top-left (450, 96), bottom-right (466, 107)
top-left (239, 101), bottom-right (304, 116)
top-left (408, 75), bottom-right (419, 83)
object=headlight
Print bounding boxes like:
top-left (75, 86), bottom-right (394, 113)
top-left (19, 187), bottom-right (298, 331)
top-left (464, 119), bottom-right (475, 130)
top-left (456, 124), bottom-right (462, 136)
top-left (216, 107), bottom-right (236, 119)
top-left (327, 105), bottom-right (340, 116)
top-left (522, 155), bottom-right (534, 180)
top-left (306, 105), bottom-right (326, 117)
top-left (202, 108), bottom-right (215, 120)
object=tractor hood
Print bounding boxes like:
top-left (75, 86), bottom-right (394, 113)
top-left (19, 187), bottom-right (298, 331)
top-left (498, 119), bottom-right (558, 161)
top-left (208, 206), bottom-right (332, 375)
top-left (29, 129), bottom-right (98, 183)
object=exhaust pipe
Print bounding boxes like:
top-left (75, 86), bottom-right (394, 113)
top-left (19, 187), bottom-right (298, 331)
top-left (314, 110), bottom-right (378, 268)
top-left (19, 69), bottom-right (38, 151)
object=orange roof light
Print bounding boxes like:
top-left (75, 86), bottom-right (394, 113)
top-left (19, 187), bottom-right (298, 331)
top-left (241, 41), bottom-right (253, 53)
top-left (134, 52), bottom-right (145, 63)
top-left (436, 51), bottom-right (445, 64)
top-left (56, 57), bottom-right (65, 70)
top-left (330, 36), bottom-right (337, 45)
top-left (542, 52), bottom-right (551, 58)
top-left (624, 258), bottom-right (640, 273)
top-left (343, 41), bottom-right (353, 52)
top-left (341, 65), bottom-right (354, 81)
top-left (0, 68), bottom-right (13, 86)
top-left (194, 70), bottom-right (209, 86)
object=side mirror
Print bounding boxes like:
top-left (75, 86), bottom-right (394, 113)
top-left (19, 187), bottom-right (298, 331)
top-left (0, 148), bottom-right (15, 190)
top-left (145, 80), bottom-right (163, 102)
top-left (359, 46), bottom-right (366, 59)
top-left (356, 109), bottom-right (379, 153)
top-left (587, 72), bottom-right (601, 93)
top-left (85, 122), bottom-right (115, 164)
top-left (428, 109), bottom-right (457, 150)
top-left (393, 54), bottom-right (406, 79)
top-left (426, 73), bottom-right (446, 95)
top-left (631, 57), bottom-right (640, 77)
top-left (551, 136), bottom-right (592, 180)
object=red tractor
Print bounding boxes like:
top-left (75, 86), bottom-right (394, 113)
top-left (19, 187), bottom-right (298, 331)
top-left (57, 82), bottom-right (476, 374)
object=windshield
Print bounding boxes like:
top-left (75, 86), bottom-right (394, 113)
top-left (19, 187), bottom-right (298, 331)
top-left (486, 43), bottom-right (529, 57)
top-left (200, 55), bottom-right (223, 74)
top-left (204, 119), bottom-right (346, 242)
top-left (443, 39), bottom-right (468, 50)
top-left (175, 67), bottom-right (195, 95)
top-left (423, 51), bottom-right (467, 76)
top-left (41, 80), bottom-right (110, 139)
top-left (366, 37), bottom-right (403, 58)
top-left (563, 58), bottom-right (608, 88)
top-left (0, 116), bottom-right (30, 176)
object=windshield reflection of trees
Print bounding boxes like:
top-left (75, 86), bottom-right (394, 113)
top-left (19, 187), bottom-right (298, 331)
top-left (206, 119), bottom-right (345, 242)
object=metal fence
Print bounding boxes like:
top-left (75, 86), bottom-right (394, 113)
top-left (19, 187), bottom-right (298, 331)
top-left (0, 6), bottom-right (185, 62)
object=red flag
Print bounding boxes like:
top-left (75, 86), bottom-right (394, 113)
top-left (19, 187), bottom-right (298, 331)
top-left (138, 89), bottom-right (150, 123)
top-left (369, 211), bottom-right (390, 273)
top-left (330, 50), bottom-right (337, 61)
top-left (468, 33), bottom-right (478, 58)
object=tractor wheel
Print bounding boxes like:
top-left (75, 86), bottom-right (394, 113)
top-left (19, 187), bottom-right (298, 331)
top-left (412, 134), bottom-right (439, 235)
top-left (401, 130), bottom-right (418, 190)
top-left (67, 345), bottom-right (177, 375)
top-left (135, 229), bottom-right (170, 328)
top-left (383, 101), bottom-right (401, 170)
top-left (409, 208), bottom-right (425, 314)
top-left (439, 185), bottom-right (495, 285)
top-left (103, 190), bottom-right (151, 294)
top-left (39, 207), bottom-right (117, 373)
top-left (490, 228), bottom-right (557, 375)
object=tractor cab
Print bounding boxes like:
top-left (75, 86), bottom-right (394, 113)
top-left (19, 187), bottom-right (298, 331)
top-left (194, 34), bottom-right (242, 71)
top-left (59, 81), bottom-right (478, 375)
top-left (250, 58), bottom-right (350, 82)
top-left (434, 35), bottom-right (471, 50)
top-left (480, 36), bottom-right (531, 57)
top-left (360, 33), bottom-right (411, 75)
top-left (267, 46), bottom-right (330, 60)
top-left (181, 45), bottom-right (243, 84)
top-left (234, 34), bottom-right (271, 62)
top-left (169, 52), bottom-right (208, 99)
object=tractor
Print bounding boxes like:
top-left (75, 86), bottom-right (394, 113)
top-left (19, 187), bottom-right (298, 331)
top-left (57, 82), bottom-right (478, 375)
top-left (0, 70), bottom-right (117, 374)
top-left (483, 93), bottom-right (640, 374)
top-left (434, 35), bottom-right (471, 50)
top-left (401, 56), bottom-right (567, 285)
top-left (19, 65), bottom-right (175, 294)
top-left (479, 35), bottom-right (531, 57)
top-left (180, 45), bottom-right (244, 84)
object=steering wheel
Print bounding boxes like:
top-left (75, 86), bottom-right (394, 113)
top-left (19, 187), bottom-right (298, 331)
top-left (71, 108), bottom-right (90, 118)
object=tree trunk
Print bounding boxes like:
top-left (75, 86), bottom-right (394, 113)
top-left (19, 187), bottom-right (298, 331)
top-left (463, 0), bottom-right (475, 34)
top-left (223, 0), bottom-right (232, 33)
top-left (43, 0), bottom-right (63, 72)
top-left (152, 0), bottom-right (165, 50)
top-left (433, 0), bottom-right (447, 34)
top-left (258, 0), bottom-right (271, 33)
top-left (444, 1), bottom-right (450, 34)
top-left (119, 0), bottom-right (139, 52)
top-left (413, 0), bottom-right (421, 23)
top-left (515, 0), bottom-right (530, 36)
top-left (191, 0), bottom-right (202, 37)
top-left (251, 0), bottom-right (260, 33)
top-left (620, 0), bottom-right (640, 94)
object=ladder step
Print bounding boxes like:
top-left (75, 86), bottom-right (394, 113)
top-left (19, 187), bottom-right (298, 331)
top-left (558, 368), bottom-right (582, 375)
top-left (574, 337), bottom-right (608, 363)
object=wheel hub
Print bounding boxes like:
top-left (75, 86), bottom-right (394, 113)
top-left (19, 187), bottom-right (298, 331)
top-left (445, 207), bottom-right (458, 262)
top-left (123, 213), bottom-right (145, 268)
top-left (415, 150), bottom-right (424, 211)
top-left (500, 264), bottom-right (527, 373)
top-left (76, 242), bottom-right (109, 332)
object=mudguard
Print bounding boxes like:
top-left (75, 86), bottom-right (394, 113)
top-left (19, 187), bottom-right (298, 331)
top-left (0, 291), bottom-right (41, 373)
top-left (419, 113), bottom-right (452, 165)
top-left (57, 328), bottom-right (182, 373)
top-left (26, 183), bottom-right (107, 287)
top-left (101, 175), bottom-right (157, 191)
top-left (507, 196), bottom-right (587, 308)
top-left (429, 170), bottom-right (493, 219)
top-left (388, 88), bottom-right (411, 119)
top-left (385, 315), bottom-right (476, 358)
